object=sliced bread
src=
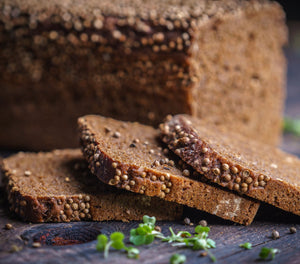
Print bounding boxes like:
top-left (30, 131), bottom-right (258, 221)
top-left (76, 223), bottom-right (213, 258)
top-left (160, 114), bottom-right (300, 216)
top-left (1, 149), bottom-right (183, 222)
top-left (78, 115), bottom-right (260, 225)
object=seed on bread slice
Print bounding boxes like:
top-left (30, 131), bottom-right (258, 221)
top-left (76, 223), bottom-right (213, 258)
top-left (78, 115), bottom-right (260, 225)
top-left (1, 149), bottom-right (183, 222)
top-left (160, 114), bottom-right (300, 216)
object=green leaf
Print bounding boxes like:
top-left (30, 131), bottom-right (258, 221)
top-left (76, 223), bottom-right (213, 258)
top-left (206, 238), bottom-right (216, 249)
top-left (126, 247), bottom-right (140, 259)
top-left (143, 215), bottom-right (156, 226)
top-left (239, 242), bottom-right (252, 250)
top-left (110, 232), bottom-right (124, 242)
top-left (137, 224), bottom-right (152, 235)
top-left (195, 225), bottom-right (210, 234)
top-left (111, 240), bottom-right (125, 250)
top-left (192, 238), bottom-right (207, 250)
top-left (144, 235), bottom-right (155, 245)
top-left (130, 235), bottom-right (146, 246)
top-left (110, 232), bottom-right (125, 250)
top-left (169, 253), bottom-right (186, 264)
top-left (129, 217), bottom-right (159, 246)
top-left (259, 247), bottom-right (279, 260)
top-left (130, 228), bottom-right (137, 236)
top-left (96, 234), bottom-right (108, 251)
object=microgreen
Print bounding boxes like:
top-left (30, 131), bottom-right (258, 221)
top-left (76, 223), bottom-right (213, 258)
top-left (126, 246), bottom-right (140, 259)
top-left (259, 247), bottom-right (279, 260)
top-left (239, 242), bottom-right (252, 250)
top-left (96, 232), bottom-right (139, 259)
top-left (284, 117), bottom-right (300, 136)
top-left (169, 253), bottom-right (186, 264)
top-left (96, 217), bottom-right (217, 262)
top-left (129, 215), bottom-right (163, 246)
top-left (163, 225), bottom-right (216, 262)
top-left (162, 227), bottom-right (192, 243)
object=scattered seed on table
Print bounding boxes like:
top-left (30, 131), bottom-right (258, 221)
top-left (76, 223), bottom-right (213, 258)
top-left (199, 220), bottom-right (207, 227)
top-left (183, 217), bottom-right (191, 225)
top-left (272, 230), bottom-right (280, 239)
top-left (290, 227), bottom-right (297, 234)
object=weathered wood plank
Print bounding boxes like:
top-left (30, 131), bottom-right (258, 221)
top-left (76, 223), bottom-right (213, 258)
top-left (0, 199), bottom-right (300, 264)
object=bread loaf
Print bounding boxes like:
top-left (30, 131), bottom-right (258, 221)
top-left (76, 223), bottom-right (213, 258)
top-left (0, 0), bottom-right (287, 149)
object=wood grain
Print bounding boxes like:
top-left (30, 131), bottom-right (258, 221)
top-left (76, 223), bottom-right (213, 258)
top-left (0, 189), bottom-right (300, 264)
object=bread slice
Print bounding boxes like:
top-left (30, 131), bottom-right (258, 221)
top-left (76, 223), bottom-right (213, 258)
top-left (78, 115), bottom-right (260, 225)
top-left (1, 149), bottom-right (183, 223)
top-left (160, 114), bottom-right (300, 216)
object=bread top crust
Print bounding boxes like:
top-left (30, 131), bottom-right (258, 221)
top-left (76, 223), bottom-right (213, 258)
top-left (1, 0), bottom-right (284, 53)
top-left (160, 114), bottom-right (300, 215)
top-left (1, 0), bottom-right (276, 21)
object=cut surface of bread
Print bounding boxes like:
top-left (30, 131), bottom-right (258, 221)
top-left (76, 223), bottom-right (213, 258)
top-left (1, 149), bottom-right (183, 222)
top-left (160, 114), bottom-right (300, 216)
top-left (78, 115), bottom-right (260, 225)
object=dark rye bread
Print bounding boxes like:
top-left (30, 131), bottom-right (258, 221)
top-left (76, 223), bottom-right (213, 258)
top-left (0, 0), bottom-right (287, 149)
top-left (160, 114), bottom-right (300, 216)
top-left (1, 149), bottom-right (183, 223)
top-left (78, 115), bottom-right (260, 225)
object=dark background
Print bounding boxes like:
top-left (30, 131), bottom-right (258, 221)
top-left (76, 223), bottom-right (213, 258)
top-left (277, 1), bottom-right (300, 20)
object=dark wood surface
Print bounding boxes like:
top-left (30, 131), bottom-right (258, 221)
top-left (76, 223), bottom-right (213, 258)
top-left (0, 22), bottom-right (300, 264)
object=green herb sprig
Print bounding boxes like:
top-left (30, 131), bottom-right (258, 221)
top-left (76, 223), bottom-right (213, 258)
top-left (96, 216), bottom-right (216, 262)
top-left (259, 247), bottom-right (279, 260)
top-left (239, 242), bottom-right (252, 250)
top-left (163, 225), bottom-right (216, 262)
top-left (96, 232), bottom-right (139, 259)
top-left (162, 227), bottom-right (192, 243)
top-left (129, 215), bottom-right (164, 246)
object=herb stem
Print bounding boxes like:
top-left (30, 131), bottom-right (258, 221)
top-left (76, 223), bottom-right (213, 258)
top-left (104, 241), bottom-right (112, 259)
top-left (206, 249), bottom-right (217, 262)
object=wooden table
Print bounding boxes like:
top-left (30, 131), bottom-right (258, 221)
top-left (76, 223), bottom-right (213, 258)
top-left (0, 23), bottom-right (300, 264)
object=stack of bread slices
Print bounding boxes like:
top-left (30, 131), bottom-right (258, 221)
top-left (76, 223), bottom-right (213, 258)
top-left (2, 114), bottom-right (300, 225)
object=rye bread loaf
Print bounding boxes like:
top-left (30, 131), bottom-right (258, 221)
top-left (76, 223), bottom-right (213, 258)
top-left (0, 0), bottom-right (287, 149)
top-left (78, 115), bottom-right (260, 225)
top-left (160, 114), bottom-right (300, 216)
top-left (1, 149), bottom-right (183, 223)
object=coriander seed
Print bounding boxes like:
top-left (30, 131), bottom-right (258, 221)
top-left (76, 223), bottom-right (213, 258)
top-left (154, 226), bottom-right (161, 232)
top-left (290, 227), bottom-right (297, 234)
top-left (199, 220), bottom-right (207, 227)
top-left (271, 230), bottom-right (280, 239)
top-left (183, 217), bottom-right (191, 225)
top-left (5, 223), bottom-right (13, 230)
